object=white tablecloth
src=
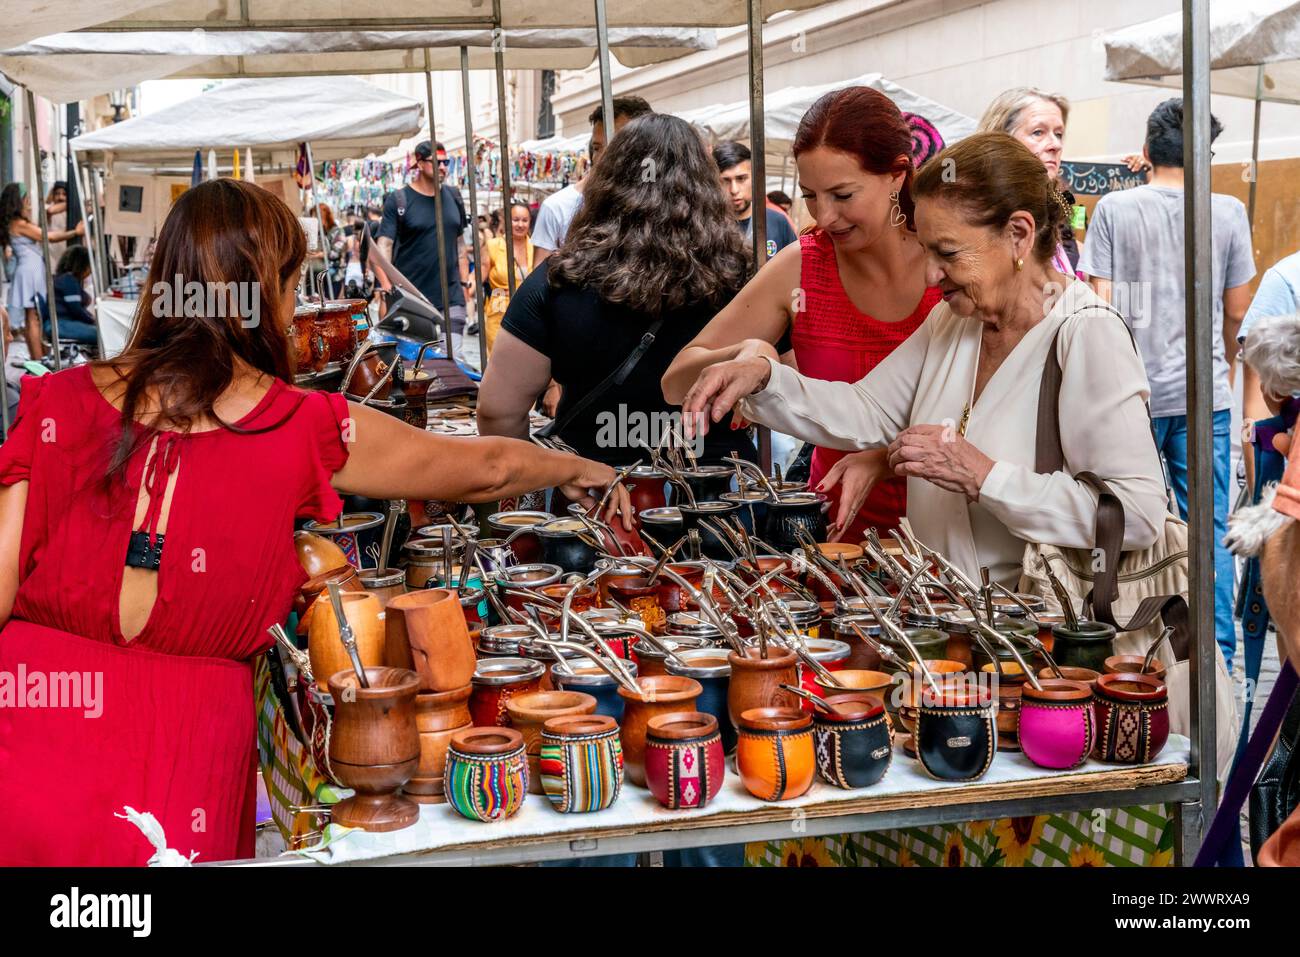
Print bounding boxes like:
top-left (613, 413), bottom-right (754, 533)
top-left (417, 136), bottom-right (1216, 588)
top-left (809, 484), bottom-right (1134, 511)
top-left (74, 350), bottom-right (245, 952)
top-left (96, 296), bottom-right (138, 358)
top-left (292, 735), bottom-right (1191, 865)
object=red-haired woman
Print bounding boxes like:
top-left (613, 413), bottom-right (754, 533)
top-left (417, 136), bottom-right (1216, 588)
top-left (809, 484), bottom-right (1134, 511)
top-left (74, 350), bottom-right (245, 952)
top-left (0, 179), bottom-right (627, 866)
top-left (664, 87), bottom-right (941, 543)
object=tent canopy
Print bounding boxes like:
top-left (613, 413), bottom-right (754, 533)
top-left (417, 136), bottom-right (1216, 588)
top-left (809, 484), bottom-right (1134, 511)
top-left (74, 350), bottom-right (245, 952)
top-left (1103, 0), bottom-right (1300, 104)
top-left (1, 28), bottom-right (718, 103)
top-left (70, 76), bottom-right (423, 165)
top-left (56, 0), bottom-right (829, 31)
top-left (663, 72), bottom-right (975, 173)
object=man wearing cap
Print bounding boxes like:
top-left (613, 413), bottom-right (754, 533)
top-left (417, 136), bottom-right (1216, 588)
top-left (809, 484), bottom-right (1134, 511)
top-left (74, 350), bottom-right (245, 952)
top-left (377, 140), bottom-right (471, 356)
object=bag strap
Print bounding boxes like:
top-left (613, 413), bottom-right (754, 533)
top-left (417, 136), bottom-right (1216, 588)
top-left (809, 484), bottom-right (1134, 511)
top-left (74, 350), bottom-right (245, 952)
top-left (539, 318), bottom-right (665, 439)
top-left (1195, 661), bottom-right (1299, 866)
top-left (1034, 302), bottom-right (1185, 653)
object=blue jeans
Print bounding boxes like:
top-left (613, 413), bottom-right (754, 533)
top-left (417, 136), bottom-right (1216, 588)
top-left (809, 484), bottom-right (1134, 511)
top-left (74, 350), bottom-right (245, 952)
top-left (1151, 409), bottom-right (1235, 668)
top-left (44, 317), bottom-right (98, 345)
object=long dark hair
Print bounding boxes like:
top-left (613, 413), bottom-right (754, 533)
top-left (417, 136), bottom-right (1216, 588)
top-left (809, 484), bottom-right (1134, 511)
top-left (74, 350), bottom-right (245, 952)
top-left (0, 182), bottom-right (28, 246)
top-left (548, 113), bottom-right (750, 314)
top-left (98, 178), bottom-right (307, 482)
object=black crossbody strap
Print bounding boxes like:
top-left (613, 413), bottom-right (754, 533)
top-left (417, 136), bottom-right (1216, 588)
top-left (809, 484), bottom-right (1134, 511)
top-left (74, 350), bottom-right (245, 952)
top-left (539, 318), bottom-right (665, 439)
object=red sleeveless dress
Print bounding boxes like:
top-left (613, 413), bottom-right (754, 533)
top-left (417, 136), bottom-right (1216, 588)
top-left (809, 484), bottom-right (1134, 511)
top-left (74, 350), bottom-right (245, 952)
top-left (791, 230), bottom-right (941, 544)
top-left (0, 366), bottom-right (349, 865)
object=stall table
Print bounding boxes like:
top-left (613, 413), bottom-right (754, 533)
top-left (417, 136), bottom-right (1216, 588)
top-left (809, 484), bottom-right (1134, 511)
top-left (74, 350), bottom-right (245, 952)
top-left (221, 737), bottom-right (1193, 866)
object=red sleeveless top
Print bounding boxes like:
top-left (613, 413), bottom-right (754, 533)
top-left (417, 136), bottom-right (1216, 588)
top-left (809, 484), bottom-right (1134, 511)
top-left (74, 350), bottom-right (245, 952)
top-left (791, 230), bottom-right (941, 543)
top-left (0, 366), bottom-right (350, 865)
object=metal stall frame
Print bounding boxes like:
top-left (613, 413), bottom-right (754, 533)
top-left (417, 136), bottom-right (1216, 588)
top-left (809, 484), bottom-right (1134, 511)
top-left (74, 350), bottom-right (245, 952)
top-left (461, 45), bottom-right (489, 365)
top-left (23, 87), bottom-right (63, 370)
top-left (1182, 0), bottom-right (1217, 843)
top-left (422, 47), bottom-right (455, 361)
top-left (67, 146), bottom-right (108, 359)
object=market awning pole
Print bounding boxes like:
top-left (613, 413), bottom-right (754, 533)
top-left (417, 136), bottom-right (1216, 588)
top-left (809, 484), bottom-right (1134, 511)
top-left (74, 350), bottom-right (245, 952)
top-left (593, 0), bottom-right (615, 150)
top-left (25, 87), bottom-right (62, 370)
top-left (746, 0), bottom-right (771, 474)
top-left (69, 146), bottom-right (107, 359)
top-left (461, 45), bottom-right (488, 367)
top-left (1247, 64), bottom-right (1264, 230)
top-left (492, 1), bottom-right (517, 298)
top-left (88, 162), bottom-right (111, 292)
top-left (302, 140), bottom-right (335, 301)
top-left (423, 47), bottom-right (455, 361)
top-left (1181, 0), bottom-right (1215, 858)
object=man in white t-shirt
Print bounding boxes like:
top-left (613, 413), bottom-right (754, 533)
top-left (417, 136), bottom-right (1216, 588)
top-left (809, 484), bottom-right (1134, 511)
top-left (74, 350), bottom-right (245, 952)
top-left (1080, 97), bottom-right (1255, 669)
top-left (532, 95), bottom-right (653, 265)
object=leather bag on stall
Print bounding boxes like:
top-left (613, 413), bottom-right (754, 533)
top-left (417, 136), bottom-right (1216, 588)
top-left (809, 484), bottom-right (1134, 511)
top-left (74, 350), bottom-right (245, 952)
top-left (1018, 312), bottom-right (1238, 777)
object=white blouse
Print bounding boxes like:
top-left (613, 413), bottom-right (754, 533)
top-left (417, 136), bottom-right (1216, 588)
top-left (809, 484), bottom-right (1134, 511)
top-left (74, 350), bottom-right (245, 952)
top-left (740, 282), bottom-right (1169, 586)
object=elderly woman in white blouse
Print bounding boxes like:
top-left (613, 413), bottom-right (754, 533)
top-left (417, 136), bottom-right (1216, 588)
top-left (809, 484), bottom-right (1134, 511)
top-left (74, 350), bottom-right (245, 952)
top-left (680, 132), bottom-right (1168, 585)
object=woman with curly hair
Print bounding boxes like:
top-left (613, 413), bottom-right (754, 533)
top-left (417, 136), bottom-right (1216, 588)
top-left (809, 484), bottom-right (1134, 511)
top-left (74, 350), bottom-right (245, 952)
top-left (477, 112), bottom-right (757, 466)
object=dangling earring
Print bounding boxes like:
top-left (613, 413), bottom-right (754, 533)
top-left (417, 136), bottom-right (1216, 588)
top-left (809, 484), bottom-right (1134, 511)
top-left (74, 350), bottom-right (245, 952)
top-left (1015, 258), bottom-right (1024, 272)
top-left (889, 190), bottom-right (906, 228)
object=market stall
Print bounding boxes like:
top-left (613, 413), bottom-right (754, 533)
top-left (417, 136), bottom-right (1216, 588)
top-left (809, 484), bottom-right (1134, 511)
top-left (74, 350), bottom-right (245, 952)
top-left (1102, 0), bottom-right (1300, 227)
top-left (8, 26), bottom-right (717, 365)
top-left (68, 76), bottom-right (424, 356)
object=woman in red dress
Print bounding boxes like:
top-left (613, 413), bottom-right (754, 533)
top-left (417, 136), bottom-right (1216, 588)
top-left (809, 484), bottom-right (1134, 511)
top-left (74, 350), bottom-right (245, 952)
top-left (664, 87), bottom-right (940, 543)
top-left (0, 180), bottom-right (627, 866)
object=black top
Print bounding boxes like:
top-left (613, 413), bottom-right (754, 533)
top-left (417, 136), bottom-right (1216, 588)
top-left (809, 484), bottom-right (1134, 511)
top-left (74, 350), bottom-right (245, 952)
top-left (377, 184), bottom-right (468, 309)
top-left (501, 260), bottom-right (758, 467)
top-left (53, 273), bottom-right (95, 324)
top-left (738, 208), bottom-right (799, 259)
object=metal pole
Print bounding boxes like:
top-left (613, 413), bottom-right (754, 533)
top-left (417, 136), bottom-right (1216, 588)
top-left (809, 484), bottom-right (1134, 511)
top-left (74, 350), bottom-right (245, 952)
top-left (423, 48), bottom-right (455, 360)
top-left (302, 141), bottom-right (335, 301)
top-left (747, 0), bottom-right (771, 474)
top-left (593, 0), bottom-right (616, 153)
top-left (91, 164), bottom-right (112, 295)
top-left (25, 88), bottom-right (62, 370)
top-left (1182, 0), bottom-right (1216, 842)
top-left (461, 46), bottom-right (489, 368)
top-left (492, 2), bottom-right (517, 298)
top-left (1247, 64), bottom-right (1264, 230)
top-left (69, 148), bottom-right (107, 359)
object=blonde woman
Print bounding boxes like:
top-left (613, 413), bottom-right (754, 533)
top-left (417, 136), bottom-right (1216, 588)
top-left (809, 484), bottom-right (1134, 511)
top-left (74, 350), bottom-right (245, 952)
top-left (978, 88), bottom-right (1079, 275)
top-left (480, 199), bottom-right (535, 357)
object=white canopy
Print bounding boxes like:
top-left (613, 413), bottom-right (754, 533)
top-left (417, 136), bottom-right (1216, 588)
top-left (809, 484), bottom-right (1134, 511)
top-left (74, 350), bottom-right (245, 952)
top-left (70, 76), bottom-right (423, 164)
top-left (675, 72), bottom-right (977, 168)
top-left (39, 0), bottom-right (829, 31)
top-left (1103, 0), bottom-right (1300, 104)
top-left (1, 28), bottom-right (718, 103)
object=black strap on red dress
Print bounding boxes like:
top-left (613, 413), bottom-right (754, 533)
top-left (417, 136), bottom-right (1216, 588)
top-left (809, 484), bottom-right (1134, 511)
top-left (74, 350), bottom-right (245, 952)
top-left (125, 432), bottom-right (181, 570)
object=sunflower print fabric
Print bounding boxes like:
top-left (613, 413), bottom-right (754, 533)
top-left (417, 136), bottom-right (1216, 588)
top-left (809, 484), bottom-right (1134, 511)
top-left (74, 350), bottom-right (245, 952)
top-left (745, 805), bottom-right (1175, 867)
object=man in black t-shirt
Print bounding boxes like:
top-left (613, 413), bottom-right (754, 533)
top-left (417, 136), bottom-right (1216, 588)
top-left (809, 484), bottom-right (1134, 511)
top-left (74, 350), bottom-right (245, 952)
top-left (712, 141), bottom-right (798, 263)
top-left (377, 141), bottom-right (471, 357)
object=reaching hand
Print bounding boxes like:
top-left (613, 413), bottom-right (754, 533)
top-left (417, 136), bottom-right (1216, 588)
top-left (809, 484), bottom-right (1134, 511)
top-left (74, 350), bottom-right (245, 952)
top-left (558, 457), bottom-right (634, 530)
top-left (542, 381), bottom-right (562, 418)
top-left (818, 449), bottom-right (892, 542)
top-left (681, 345), bottom-right (775, 441)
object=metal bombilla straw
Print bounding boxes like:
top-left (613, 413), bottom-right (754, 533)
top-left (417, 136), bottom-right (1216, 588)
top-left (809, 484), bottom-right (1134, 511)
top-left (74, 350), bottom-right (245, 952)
top-left (268, 623), bottom-right (312, 678)
top-left (325, 580), bottom-right (369, 688)
top-left (889, 531), bottom-right (938, 616)
top-left (624, 556), bottom-right (744, 653)
top-left (845, 619), bottom-right (912, 674)
top-left (857, 597), bottom-right (941, 698)
top-left (598, 619), bottom-right (690, 670)
top-left (885, 562), bottom-right (931, 621)
top-left (536, 637), bottom-right (642, 695)
top-left (1143, 625), bottom-right (1176, 676)
top-left (723, 455), bottom-right (781, 503)
top-left (1038, 558), bottom-right (1081, 631)
top-left (645, 535), bottom-right (687, 586)
top-left (780, 683), bottom-right (842, 716)
top-left (968, 614), bottom-right (1044, 693)
top-left (988, 582), bottom-right (1064, 678)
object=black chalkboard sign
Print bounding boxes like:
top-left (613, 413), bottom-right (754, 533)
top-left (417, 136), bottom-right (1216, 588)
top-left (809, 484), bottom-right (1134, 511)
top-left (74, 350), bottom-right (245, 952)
top-left (1059, 161), bottom-right (1147, 196)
